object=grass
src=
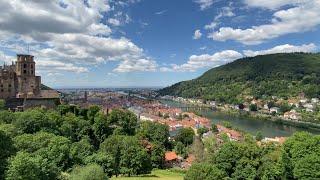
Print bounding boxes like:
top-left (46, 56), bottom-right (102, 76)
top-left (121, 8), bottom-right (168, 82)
top-left (111, 169), bottom-right (185, 180)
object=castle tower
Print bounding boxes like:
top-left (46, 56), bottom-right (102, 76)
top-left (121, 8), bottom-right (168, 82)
top-left (15, 54), bottom-right (41, 98)
top-left (16, 54), bottom-right (35, 76)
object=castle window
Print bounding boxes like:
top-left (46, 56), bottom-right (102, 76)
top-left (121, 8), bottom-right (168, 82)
top-left (24, 64), bottom-right (27, 68)
top-left (1, 89), bottom-right (3, 92)
top-left (23, 70), bottom-right (27, 74)
top-left (31, 65), bottom-right (33, 69)
top-left (8, 84), bottom-right (11, 87)
top-left (31, 70), bottom-right (34, 74)
top-left (8, 89), bottom-right (11, 92)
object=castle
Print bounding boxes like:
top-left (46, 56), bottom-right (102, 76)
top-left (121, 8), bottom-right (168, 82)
top-left (0, 54), bottom-right (60, 110)
top-left (0, 54), bottom-right (41, 99)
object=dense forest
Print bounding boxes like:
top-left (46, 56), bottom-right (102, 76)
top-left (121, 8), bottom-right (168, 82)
top-left (185, 131), bottom-right (320, 180)
top-left (0, 105), bottom-right (175, 180)
top-left (159, 53), bottom-right (320, 104)
top-left (0, 105), bottom-right (319, 179)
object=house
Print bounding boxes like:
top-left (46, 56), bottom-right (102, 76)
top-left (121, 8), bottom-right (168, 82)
top-left (311, 98), bottom-right (319, 104)
top-left (165, 151), bottom-right (181, 168)
top-left (283, 110), bottom-right (301, 120)
top-left (217, 125), bottom-right (242, 141)
top-left (303, 103), bottom-right (315, 112)
top-left (181, 154), bottom-right (195, 169)
top-left (263, 103), bottom-right (269, 110)
top-left (270, 107), bottom-right (280, 114)
top-left (300, 99), bottom-right (308, 104)
top-left (262, 137), bottom-right (286, 144)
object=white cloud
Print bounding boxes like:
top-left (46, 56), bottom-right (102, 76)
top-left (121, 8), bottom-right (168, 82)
top-left (204, 6), bottom-right (235, 30)
top-left (243, 43), bottom-right (317, 56)
top-left (193, 30), bottom-right (202, 40)
top-left (209, 0), bottom-right (320, 45)
top-left (108, 18), bottom-right (121, 26)
top-left (0, 0), bottom-right (154, 74)
top-left (160, 43), bottom-right (318, 72)
top-left (113, 58), bottom-right (158, 73)
top-left (36, 60), bottom-right (89, 73)
top-left (244, 0), bottom-right (308, 10)
top-left (194, 0), bottom-right (214, 10)
top-left (155, 10), bottom-right (167, 15)
top-left (162, 50), bottom-right (243, 72)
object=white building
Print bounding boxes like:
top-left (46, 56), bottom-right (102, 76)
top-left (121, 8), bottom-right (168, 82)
top-left (270, 107), bottom-right (280, 114)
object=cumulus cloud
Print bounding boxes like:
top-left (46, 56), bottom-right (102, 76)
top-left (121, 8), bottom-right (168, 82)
top-left (161, 50), bottom-right (243, 72)
top-left (193, 30), bottom-right (202, 39)
top-left (113, 59), bottom-right (158, 73)
top-left (208, 0), bottom-right (320, 45)
top-left (243, 43), bottom-right (317, 56)
top-left (194, 0), bottom-right (214, 10)
top-left (0, 0), bottom-right (154, 74)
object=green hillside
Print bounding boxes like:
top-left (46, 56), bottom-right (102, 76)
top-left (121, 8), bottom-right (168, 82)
top-left (159, 53), bottom-right (320, 104)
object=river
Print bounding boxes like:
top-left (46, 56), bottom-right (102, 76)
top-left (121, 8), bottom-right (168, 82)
top-left (161, 100), bottom-right (320, 137)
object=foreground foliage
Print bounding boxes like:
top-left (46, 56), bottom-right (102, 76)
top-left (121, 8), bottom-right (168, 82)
top-left (0, 106), bottom-right (171, 180)
top-left (185, 132), bottom-right (320, 180)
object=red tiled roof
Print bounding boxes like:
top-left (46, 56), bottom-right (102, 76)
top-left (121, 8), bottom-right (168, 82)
top-left (165, 151), bottom-right (178, 161)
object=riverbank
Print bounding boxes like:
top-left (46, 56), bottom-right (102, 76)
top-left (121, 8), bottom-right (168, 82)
top-left (218, 108), bottom-right (320, 131)
top-left (160, 99), bottom-right (320, 137)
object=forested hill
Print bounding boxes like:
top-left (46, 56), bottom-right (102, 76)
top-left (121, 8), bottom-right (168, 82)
top-left (159, 53), bottom-right (320, 104)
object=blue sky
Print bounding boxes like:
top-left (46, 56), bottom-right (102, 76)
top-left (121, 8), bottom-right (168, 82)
top-left (0, 0), bottom-right (319, 88)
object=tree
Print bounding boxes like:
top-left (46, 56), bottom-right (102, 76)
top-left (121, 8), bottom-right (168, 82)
top-left (279, 103), bottom-right (292, 113)
top-left (175, 128), bottom-right (195, 146)
top-left (222, 121), bottom-right (232, 129)
top-left (197, 127), bottom-right (209, 137)
top-left (109, 109), bottom-right (137, 136)
top-left (293, 153), bottom-right (320, 179)
top-left (93, 113), bottom-right (112, 144)
top-left (174, 141), bottom-right (187, 158)
top-left (0, 110), bottom-right (16, 124)
top-left (69, 163), bottom-right (107, 180)
top-left (185, 163), bottom-right (226, 180)
top-left (85, 152), bottom-right (114, 177)
top-left (255, 131), bottom-right (264, 141)
top-left (150, 143), bottom-right (165, 168)
top-left (249, 104), bottom-right (258, 111)
top-left (211, 124), bottom-right (218, 133)
top-left (0, 99), bottom-right (5, 110)
top-left (189, 136), bottom-right (205, 162)
top-left (70, 138), bottom-right (94, 165)
top-left (119, 136), bottom-right (152, 176)
top-left (35, 135), bottom-right (72, 171)
top-left (214, 141), bottom-right (261, 177)
top-left (59, 113), bottom-right (91, 142)
top-left (100, 135), bottom-right (124, 176)
top-left (13, 109), bottom-right (54, 134)
top-left (138, 121), bottom-right (170, 148)
top-left (0, 130), bottom-right (15, 179)
top-left (5, 152), bottom-right (58, 180)
top-left (281, 132), bottom-right (320, 179)
top-left (87, 105), bottom-right (101, 123)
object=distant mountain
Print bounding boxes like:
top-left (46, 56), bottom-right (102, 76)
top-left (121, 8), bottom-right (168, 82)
top-left (159, 53), bottom-right (320, 104)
